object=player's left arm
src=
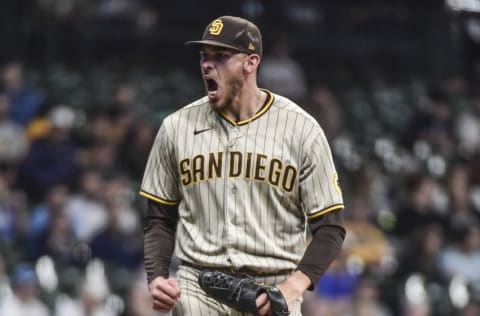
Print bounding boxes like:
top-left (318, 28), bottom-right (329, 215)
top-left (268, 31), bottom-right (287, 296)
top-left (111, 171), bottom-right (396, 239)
top-left (293, 121), bottom-right (346, 289)
top-left (258, 211), bottom-right (345, 313)
top-left (295, 210), bottom-right (345, 288)
top-left (263, 120), bottom-right (346, 311)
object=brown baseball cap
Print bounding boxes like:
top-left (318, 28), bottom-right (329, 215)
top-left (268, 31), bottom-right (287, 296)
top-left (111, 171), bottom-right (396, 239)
top-left (185, 16), bottom-right (262, 57)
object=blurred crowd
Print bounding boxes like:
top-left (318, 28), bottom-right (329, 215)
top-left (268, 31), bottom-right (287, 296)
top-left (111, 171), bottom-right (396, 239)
top-left (1, 55), bottom-right (480, 316)
top-left (0, 5), bottom-right (480, 315)
top-left (259, 35), bottom-right (480, 316)
top-left (0, 60), bottom-right (161, 316)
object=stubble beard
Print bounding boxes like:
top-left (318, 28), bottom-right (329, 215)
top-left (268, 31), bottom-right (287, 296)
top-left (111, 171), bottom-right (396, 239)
top-left (209, 75), bottom-right (244, 111)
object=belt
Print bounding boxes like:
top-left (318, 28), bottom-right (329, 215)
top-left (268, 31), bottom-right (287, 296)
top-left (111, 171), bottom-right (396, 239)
top-left (180, 260), bottom-right (293, 278)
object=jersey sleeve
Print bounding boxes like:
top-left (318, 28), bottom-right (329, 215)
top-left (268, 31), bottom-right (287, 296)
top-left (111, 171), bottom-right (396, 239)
top-left (140, 117), bottom-right (180, 205)
top-left (299, 125), bottom-right (344, 219)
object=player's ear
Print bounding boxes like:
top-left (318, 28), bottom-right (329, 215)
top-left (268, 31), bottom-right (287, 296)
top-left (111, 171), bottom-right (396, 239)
top-left (244, 54), bottom-right (260, 73)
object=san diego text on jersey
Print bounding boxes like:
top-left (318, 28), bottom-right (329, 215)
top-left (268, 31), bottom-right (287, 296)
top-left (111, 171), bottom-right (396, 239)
top-left (179, 150), bottom-right (298, 192)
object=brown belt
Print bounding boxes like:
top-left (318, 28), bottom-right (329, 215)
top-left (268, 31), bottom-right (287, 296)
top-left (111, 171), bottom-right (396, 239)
top-left (180, 260), bottom-right (293, 278)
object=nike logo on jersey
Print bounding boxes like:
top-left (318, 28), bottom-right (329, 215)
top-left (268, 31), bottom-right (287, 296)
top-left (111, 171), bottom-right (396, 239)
top-left (194, 128), bottom-right (212, 135)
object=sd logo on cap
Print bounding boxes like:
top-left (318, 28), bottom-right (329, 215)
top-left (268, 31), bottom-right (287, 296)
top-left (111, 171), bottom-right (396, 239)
top-left (185, 16), bottom-right (262, 57)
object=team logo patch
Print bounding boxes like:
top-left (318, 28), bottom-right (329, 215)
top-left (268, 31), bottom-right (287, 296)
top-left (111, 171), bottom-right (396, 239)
top-left (209, 19), bottom-right (224, 35)
top-left (248, 42), bottom-right (255, 51)
top-left (333, 171), bottom-right (342, 196)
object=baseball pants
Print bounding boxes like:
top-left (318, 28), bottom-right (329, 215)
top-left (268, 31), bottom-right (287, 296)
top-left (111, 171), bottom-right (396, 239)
top-left (173, 265), bottom-right (303, 316)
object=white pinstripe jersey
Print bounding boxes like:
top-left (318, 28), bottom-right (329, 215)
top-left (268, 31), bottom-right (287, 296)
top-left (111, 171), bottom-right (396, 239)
top-left (140, 89), bottom-right (344, 273)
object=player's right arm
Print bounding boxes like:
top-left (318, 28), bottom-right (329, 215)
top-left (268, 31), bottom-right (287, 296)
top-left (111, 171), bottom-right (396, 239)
top-left (144, 200), bottom-right (179, 283)
top-left (149, 276), bottom-right (181, 312)
top-left (144, 200), bottom-right (181, 311)
top-left (140, 117), bottom-right (181, 311)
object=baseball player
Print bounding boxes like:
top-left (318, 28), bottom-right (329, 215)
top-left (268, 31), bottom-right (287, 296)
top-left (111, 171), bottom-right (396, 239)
top-left (140, 16), bottom-right (346, 316)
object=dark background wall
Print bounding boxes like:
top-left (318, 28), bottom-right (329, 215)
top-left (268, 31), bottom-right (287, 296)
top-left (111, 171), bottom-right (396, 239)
top-left (1, 0), bottom-right (478, 84)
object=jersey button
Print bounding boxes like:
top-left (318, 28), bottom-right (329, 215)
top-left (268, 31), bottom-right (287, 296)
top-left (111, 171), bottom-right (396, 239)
top-left (232, 186), bottom-right (237, 194)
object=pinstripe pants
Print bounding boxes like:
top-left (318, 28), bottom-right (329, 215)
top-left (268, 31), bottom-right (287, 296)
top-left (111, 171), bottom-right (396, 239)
top-left (173, 265), bottom-right (302, 316)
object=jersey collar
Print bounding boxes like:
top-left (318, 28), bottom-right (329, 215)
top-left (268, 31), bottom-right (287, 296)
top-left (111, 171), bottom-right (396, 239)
top-left (218, 88), bottom-right (274, 126)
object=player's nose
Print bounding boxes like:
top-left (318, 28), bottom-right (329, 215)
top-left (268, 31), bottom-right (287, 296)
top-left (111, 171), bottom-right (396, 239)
top-left (200, 57), bottom-right (215, 72)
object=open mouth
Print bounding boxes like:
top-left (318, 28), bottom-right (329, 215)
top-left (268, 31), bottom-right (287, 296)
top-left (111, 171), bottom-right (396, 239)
top-left (206, 78), bottom-right (218, 91)
top-left (205, 77), bottom-right (219, 99)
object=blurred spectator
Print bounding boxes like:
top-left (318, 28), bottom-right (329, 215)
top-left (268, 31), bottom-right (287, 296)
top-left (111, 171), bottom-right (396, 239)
top-left (395, 223), bottom-right (446, 294)
top-left (455, 89), bottom-right (480, 157)
top-left (18, 105), bottom-right (77, 202)
top-left (118, 119), bottom-right (156, 179)
top-left (0, 90), bottom-right (28, 165)
top-left (404, 86), bottom-right (455, 157)
top-left (28, 184), bottom-right (69, 236)
top-left (34, 206), bottom-right (78, 268)
top-left (0, 264), bottom-right (49, 316)
top-left (0, 176), bottom-right (18, 246)
top-left (394, 222), bottom-right (457, 315)
top-left (402, 290), bottom-right (431, 316)
top-left (108, 82), bottom-right (141, 123)
top-left (258, 32), bottom-right (308, 103)
top-left (27, 184), bottom-right (71, 259)
top-left (75, 111), bottom-right (122, 173)
top-left (78, 82), bottom-right (140, 166)
top-left (89, 141), bottom-right (120, 173)
top-left (393, 173), bottom-right (447, 238)
top-left (75, 284), bottom-right (115, 316)
top-left (90, 174), bottom-right (142, 271)
top-left (102, 82), bottom-right (141, 150)
top-left (1, 62), bottom-right (44, 126)
top-left (304, 83), bottom-right (344, 141)
top-left (303, 250), bottom-right (360, 316)
top-left (65, 168), bottom-right (108, 242)
top-left (0, 173), bottom-right (29, 251)
top-left (343, 197), bottom-right (390, 270)
top-left (78, 111), bottom-right (115, 147)
top-left (24, 114), bottom-right (52, 143)
top-left (54, 276), bottom-right (115, 316)
top-left (460, 302), bottom-right (480, 316)
top-left (349, 276), bottom-right (392, 316)
top-left (127, 277), bottom-right (160, 316)
top-left (438, 223), bottom-right (480, 285)
top-left (0, 254), bottom-right (10, 303)
top-left (350, 161), bottom-right (391, 215)
top-left (446, 162), bottom-right (479, 233)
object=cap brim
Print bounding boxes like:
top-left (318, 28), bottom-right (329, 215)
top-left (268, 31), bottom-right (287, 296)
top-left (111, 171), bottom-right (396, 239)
top-left (184, 40), bottom-right (247, 53)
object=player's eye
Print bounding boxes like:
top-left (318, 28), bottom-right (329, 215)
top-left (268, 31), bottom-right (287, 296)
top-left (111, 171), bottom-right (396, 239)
top-left (214, 52), bottom-right (229, 60)
top-left (200, 51), bottom-right (232, 64)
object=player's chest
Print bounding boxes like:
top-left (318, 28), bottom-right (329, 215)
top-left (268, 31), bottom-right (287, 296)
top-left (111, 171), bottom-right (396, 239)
top-left (175, 121), bottom-right (301, 190)
top-left (176, 121), bottom-right (300, 163)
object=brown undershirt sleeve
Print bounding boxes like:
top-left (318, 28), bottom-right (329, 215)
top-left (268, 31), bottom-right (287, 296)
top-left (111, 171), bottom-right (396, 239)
top-left (296, 209), bottom-right (346, 289)
top-left (143, 199), bottom-right (179, 284)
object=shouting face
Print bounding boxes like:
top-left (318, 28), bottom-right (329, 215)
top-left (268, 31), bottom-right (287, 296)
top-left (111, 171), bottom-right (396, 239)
top-left (200, 46), bottom-right (248, 111)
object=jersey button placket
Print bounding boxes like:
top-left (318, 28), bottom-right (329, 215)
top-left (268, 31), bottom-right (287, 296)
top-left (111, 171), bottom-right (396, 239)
top-left (224, 124), bottom-right (245, 268)
top-left (223, 142), bottom-right (234, 267)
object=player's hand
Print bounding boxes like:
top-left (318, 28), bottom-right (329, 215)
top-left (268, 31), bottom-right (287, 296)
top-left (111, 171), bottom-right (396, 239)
top-left (149, 276), bottom-right (181, 312)
top-left (256, 270), bottom-right (311, 315)
top-left (255, 292), bottom-right (271, 316)
top-left (256, 288), bottom-right (294, 316)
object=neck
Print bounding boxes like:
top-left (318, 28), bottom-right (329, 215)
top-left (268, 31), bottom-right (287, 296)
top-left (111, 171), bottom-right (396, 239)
top-left (222, 87), bottom-right (264, 122)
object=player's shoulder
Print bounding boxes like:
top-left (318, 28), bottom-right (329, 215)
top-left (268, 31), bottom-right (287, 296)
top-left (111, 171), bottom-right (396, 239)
top-left (161, 96), bottom-right (210, 125)
top-left (270, 91), bottom-right (319, 126)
